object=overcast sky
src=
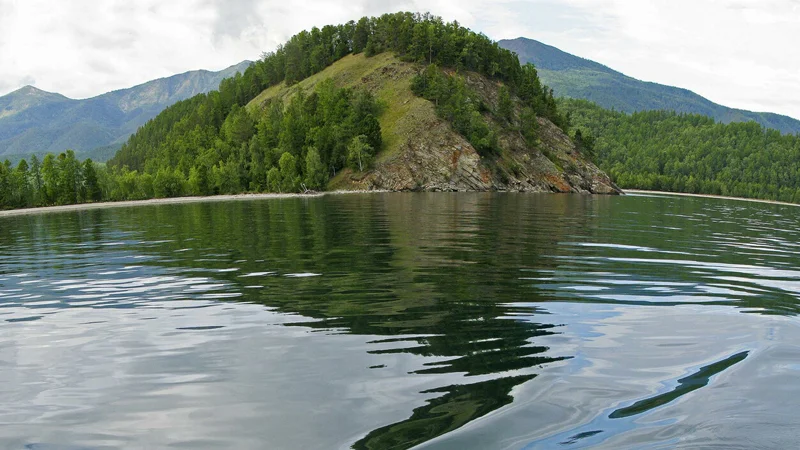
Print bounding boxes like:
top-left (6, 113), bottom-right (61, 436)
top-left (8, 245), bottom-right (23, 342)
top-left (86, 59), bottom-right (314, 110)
top-left (1, 0), bottom-right (799, 119)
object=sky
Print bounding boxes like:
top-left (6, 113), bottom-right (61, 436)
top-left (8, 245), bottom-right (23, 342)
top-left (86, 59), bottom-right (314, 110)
top-left (1, 0), bottom-right (799, 119)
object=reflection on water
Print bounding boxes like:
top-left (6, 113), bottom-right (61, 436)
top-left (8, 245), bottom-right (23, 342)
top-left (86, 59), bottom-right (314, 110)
top-left (1, 193), bottom-right (800, 449)
top-left (609, 350), bottom-right (749, 419)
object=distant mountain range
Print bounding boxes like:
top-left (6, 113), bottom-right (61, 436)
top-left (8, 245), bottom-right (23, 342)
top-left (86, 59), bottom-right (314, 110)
top-left (0, 61), bottom-right (252, 161)
top-left (498, 38), bottom-right (800, 134)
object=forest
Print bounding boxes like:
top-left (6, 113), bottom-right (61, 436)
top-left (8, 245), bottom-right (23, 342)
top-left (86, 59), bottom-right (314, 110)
top-left (563, 99), bottom-right (800, 203)
top-left (1, 12), bottom-right (564, 210)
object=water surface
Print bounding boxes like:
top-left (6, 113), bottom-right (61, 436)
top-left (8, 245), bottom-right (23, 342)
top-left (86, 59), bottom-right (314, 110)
top-left (1, 192), bottom-right (799, 449)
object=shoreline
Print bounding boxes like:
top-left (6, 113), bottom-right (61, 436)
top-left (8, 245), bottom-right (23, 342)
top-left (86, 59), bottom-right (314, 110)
top-left (625, 189), bottom-right (800, 207)
top-left (4, 189), bottom-right (797, 218)
top-left (0, 192), bottom-right (329, 218)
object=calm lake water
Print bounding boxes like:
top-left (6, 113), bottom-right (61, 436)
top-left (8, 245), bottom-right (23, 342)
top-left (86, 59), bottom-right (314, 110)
top-left (1, 192), bottom-right (800, 449)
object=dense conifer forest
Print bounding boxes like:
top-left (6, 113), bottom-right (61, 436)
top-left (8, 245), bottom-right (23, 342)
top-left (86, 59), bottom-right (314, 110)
top-left (563, 99), bottom-right (800, 203)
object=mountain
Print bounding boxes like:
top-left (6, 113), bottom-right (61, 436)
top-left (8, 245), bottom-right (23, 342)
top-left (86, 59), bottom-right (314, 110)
top-left (0, 86), bottom-right (72, 121)
top-left (0, 61), bottom-right (252, 160)
top-left (498, 38), bottom-right (800, 134)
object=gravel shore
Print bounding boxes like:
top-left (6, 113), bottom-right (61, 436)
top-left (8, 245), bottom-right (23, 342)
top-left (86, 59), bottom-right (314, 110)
top-left (625, 189), bottom-right (800, 207)
top-left (0, 192), bottom-right (332, 218)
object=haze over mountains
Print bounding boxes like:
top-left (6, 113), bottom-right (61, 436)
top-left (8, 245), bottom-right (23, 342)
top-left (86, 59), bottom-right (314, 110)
top-left (498, 38), bottom-right (800, 135)
top-left (0, 61), bottom-right (252, 160)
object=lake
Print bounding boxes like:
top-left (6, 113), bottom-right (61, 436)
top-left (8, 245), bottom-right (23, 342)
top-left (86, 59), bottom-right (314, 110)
top-left (1, 192), bottom-right (799, 449)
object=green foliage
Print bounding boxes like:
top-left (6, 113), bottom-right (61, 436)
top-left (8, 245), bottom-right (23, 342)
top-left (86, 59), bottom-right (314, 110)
top-left (0, 150), bottom-right (113, 209)
top-left (519, 107), bottom-right (540, 146)
top-left (353, 17), bottom-right (371, 54)
top-left (562, 98), bottom-right (800, 203)
top-left (304, 147), bottom-right (326, 190)
top-left (0, 162), bottom-right (10, 208)
top-left (411, 65), bottom-right (499, 156)
top-left (572, 128), bottom-right (596, 160)
top-left (103, 66), bottom-right (380, 202)
top-left (153, 167), bottom-right (186, 198)
top-left (83, 159), bottom-right (102, 202)
top-left (211, 160), bottom-right (242, 195)
top-left (267, 167), bottom-right (282, 192)
top-left (56, 150), bottom-right (81, 205)
top-left (347, 135), bottom-right (374, 172)
top-left (188, 165), bottom-right (211, 196)
top-left (364, 38), bottom-right (380, 57)
top-left (221, 105), bottom-right (255, 144)
top-left (497, 86), bottom-right (514, 123)
top-left (359, 113), bottom-right (382, 151)
top-left (5, 76), bottom-right (384, 210)
top-left (279, 152), bottom-right (300, 192)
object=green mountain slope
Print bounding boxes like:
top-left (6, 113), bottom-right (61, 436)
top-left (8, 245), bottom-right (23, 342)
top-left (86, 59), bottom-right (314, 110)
top-left (561, 98), bottom-right (800, 203)
top-left (498, 38), bottom-right (800, 134)
top-left (0, 61), bottom-right (252, 159)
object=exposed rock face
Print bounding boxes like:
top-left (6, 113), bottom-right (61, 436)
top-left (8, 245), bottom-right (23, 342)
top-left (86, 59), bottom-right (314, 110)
top-left (346, 81), bottom-right (620, 194)
top-left (357, 112), bottom-right (494, 192)
top-left (351, 117), bottom-right (619, 193)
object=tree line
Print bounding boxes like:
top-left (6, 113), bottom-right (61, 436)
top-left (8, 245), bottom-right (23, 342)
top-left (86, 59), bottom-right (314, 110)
top-left (0, 151), bottom-right (101, 209)
top-left (562, 99), bottom-right (800, 203)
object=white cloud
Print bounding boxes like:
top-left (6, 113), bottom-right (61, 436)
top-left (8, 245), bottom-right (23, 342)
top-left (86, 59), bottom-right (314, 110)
top-left (1, 0), bottom-right (799, 119)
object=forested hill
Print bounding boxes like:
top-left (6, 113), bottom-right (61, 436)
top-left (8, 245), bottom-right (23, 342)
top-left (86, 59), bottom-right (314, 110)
top-left (563, 98), bottom-right (800, 203)
top-left (0, 61), bottom-right (252, 159)
top-left (111, 12), bottom-right (556, 173)
top-left (2, 12), bottom-right (618, 212)
top-left (108, 12), bottom-right (615, 197)
top-left (498, 38), bottom-right (800, 134)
